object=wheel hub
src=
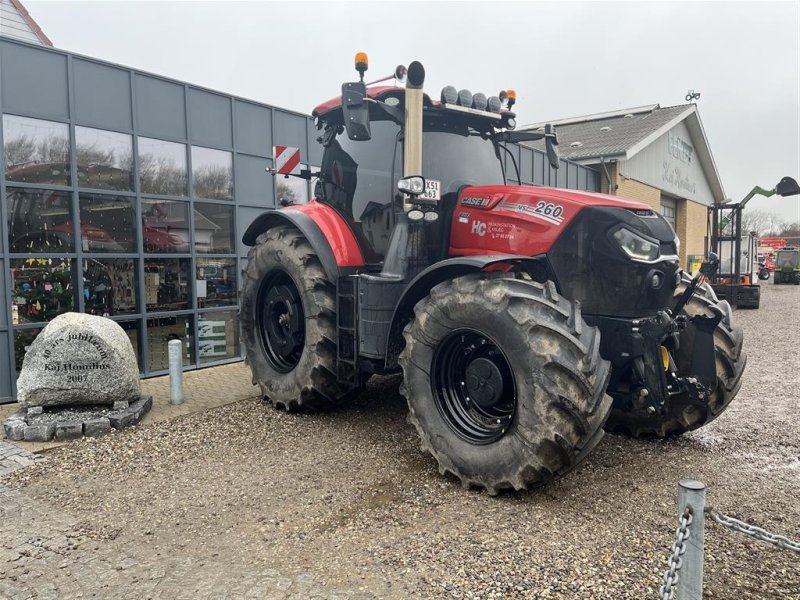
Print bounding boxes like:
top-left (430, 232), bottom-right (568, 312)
top-left (431, 329), bottom-right (516, 445)
top-left (465, 357), bottom-right (504, 409)
top-left (257, 270), bottom-right (305, 373)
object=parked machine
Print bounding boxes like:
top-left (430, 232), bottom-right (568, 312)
top-left (707, 177), bottom-right (800, 308)
top-left (773, 247), bottom-right (800, 285)
top-left (240, 55), bottom-right (746, 493)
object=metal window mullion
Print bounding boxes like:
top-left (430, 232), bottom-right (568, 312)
top-left (65, 54), bottom-right (85, 316)
top-left (184, 83), bottom-right (197, 369)
top-left (2, 180), bottom-right (74, 193)
top-left (0, 77), bottom-right (17, 398)
top-left (130, 67), bottom-right (148, 376)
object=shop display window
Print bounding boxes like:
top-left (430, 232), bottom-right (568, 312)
top-left (276, 162), bottom-right (309, 205)
top-left (146, 316), bottom-right (194, 371)
top-left (117, 320), bottom-right (142, 371)
top-left (143, 258), bottom-right (191, 312)
top-left (7, 188), bottom-right (74, 253)
top-left (10, 258), bottom-right (75, 325)
top-left (75, 126), bottom-right (134, 191)
top-left (198, 310), bottom-right (240, 364)
top-left (142, 199), bottom-right (190, 253)
top-left (194, 202), bottom-right (234, 254)
top-left (79, 193), bottom-right (136, 253)
top-left (196, 258), bottom-right (237, 308)
top-left (83, 258), bottom-right (138, 316)
top-left (138, 137), bottom-right (187, 196)
top-left (3, 114), bottom-right (70, 186)
top-left (191, 146), bottom-right (233, 200)
top-left (14, 327), bottom-right (43, 372)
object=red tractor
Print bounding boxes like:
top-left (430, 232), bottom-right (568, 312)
top-left (240, 55), bottom-right (745, 493)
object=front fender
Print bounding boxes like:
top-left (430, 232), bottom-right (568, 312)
top-left (242, 202), bottom-right (366, 280)
top-left (384, 255), bottom-right (554, 368)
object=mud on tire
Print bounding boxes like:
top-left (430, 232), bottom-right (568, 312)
top-left (604, 274), bottom-right (746, 437)
top-left (240, 225), bottom-right (355, 411)
top-left (399, 273), bottom-right (612, 494)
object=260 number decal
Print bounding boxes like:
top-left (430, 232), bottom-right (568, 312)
top-left (534, 201), bottom-right (564, 218)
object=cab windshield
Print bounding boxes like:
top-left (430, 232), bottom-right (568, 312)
top-left (422, 122), bottom-right (505, 194)
top-left (318, 117), bottom-right (504, 223)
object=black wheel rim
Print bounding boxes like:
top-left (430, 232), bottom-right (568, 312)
top-left (431, 329), bottom-right (517, 444)
top-left (257, 269), bottom-right (305, 373)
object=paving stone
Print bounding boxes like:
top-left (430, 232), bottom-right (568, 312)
top-left (23, 422), bottom-right (55, 442)
top-left (54, 421), bottom-right (83, 441)
top-left (84, 417), bottom-right (112, 437)
top-left (4, 420), bottom-right (25, 442)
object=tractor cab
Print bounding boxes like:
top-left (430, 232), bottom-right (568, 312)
top-left (311, 81), bottom-right (529, 264)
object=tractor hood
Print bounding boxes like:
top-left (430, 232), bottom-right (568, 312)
top-left (449, 184), bottom-right (681, 316)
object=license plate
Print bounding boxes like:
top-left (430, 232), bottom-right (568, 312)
top-left (420, 179), bottom-right (441, 201)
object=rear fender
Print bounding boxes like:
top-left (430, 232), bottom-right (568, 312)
top-left (242, 202), bottom-right (366, 280)
top-left (385, 255), bottom-right (554, 368)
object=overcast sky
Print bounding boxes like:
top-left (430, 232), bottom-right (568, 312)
top-left (25, 0), bottom-right (800, 223)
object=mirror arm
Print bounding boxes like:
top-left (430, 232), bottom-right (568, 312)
top-left (365, 98), bottom-right (404, 125)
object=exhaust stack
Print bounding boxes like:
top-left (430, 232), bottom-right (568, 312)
top-left (403, 61), bottom-right (425, 213)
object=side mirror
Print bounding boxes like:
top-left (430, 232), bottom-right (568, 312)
top-left (776, 176), bottom-right (800, 197)
top-left (700, 252), bottom-right (720, 276)
top-left (341, 81), bottom-right (371, 141)
top-left (498, 124), bottom-right (560, 170)
top-left (544, 124), bottom-right (560, 171)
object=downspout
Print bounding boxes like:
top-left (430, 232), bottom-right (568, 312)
top-left (600, 156), bottom-right (617, 194)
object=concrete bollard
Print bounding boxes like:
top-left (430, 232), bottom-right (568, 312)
top-left (677, 480), bottom-right (705, 600)
top-left (168, 338), bottom-right (184, 405)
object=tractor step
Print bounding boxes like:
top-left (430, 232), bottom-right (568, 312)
top-left (336, 275), bottom-right (360, 388)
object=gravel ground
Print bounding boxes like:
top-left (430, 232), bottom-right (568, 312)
top-left (5, 282), bottom-right (800, 599)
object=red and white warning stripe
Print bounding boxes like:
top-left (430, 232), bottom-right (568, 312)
top-left (273, 145), bottom-right (301, 175)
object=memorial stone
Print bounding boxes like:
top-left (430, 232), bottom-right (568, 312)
top-left (16, 313), bottom-right (140, 408)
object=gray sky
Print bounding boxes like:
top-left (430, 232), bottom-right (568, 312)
top-left (26, 0), bottom-right (800, 223)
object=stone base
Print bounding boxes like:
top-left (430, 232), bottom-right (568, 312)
top-left (3, 396), bottom-right (152, 442)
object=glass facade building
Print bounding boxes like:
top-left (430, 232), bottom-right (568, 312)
top-left (0, 36), bottom-right (599, 404)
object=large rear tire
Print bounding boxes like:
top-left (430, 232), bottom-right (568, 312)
top-left (605, 275), bottom-right (746, 437)
top-left (399, 274), bottom-right (612, 494)
top-left (240, 225), bottom-right (355, 411)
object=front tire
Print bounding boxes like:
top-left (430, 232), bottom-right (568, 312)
top-left (240, 225), bottom-right (354, 411)
top-left (399, 274), bottom-right (612, 494)
top-left (605, 275), bottom-right (746, 437)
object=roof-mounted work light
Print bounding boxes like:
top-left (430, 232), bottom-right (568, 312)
top-left (457, 89), bottom-right (473, 107)
top-left (487, 96), bottom-right (502, 112)
top-left (441, 85), bottom-right (458, 104)
top-left (472, 93), bottom-right (488, 111)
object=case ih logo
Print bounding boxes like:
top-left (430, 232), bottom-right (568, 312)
top-left (461, 196), bottom-right (491, 207)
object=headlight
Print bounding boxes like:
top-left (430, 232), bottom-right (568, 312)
top-left (612, 226), bottom-right (660, 261)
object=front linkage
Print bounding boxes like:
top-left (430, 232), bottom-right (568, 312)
top-left (595, 264), bottom-right (723, 421)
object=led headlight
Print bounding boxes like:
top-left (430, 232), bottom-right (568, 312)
top-left (612, 227), bottom-right (660, 262)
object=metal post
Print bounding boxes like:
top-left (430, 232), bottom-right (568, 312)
top-left (168, 339), bottom-right (184, 405)
top-left (677, 480), bottom-right (705, 600)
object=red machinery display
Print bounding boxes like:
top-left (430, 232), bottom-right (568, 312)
top-left (240, 54), bottom-right (746, 493)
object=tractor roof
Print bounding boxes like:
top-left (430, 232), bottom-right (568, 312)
top-left (312, 86), bottom-right (433, 119)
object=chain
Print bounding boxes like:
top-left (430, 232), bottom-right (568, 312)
top-left (707, 508), bottom-right (800, 554)
top-left (659, 508), bottom-right (694, 600)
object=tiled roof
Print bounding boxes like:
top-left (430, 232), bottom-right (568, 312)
top-left (522, 104), bottom-right (693, 161)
